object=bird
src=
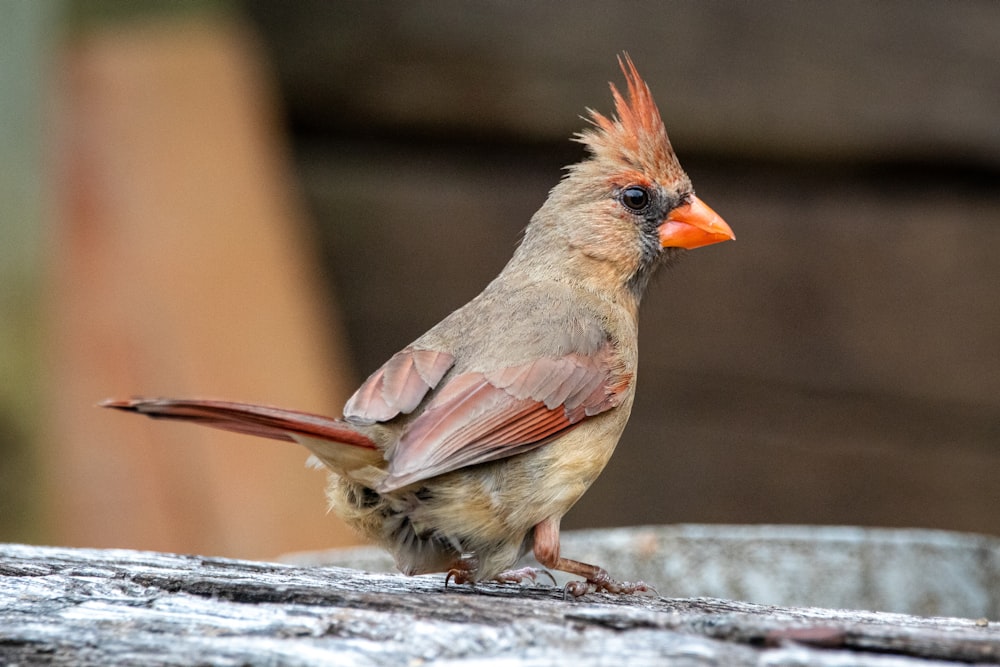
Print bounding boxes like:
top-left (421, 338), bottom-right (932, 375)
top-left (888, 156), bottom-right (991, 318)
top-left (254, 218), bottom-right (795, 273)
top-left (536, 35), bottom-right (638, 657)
top-left (103, 55), bottom-right (734, 597)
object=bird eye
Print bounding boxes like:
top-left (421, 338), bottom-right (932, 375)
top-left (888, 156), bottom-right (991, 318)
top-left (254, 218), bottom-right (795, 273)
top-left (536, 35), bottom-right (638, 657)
top-left (620, 186), bottom-right (650, 212)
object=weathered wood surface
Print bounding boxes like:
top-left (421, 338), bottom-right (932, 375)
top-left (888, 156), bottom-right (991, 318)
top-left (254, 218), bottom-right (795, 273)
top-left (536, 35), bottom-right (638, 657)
top-left (286, 525), bottom-right (1000, 619)
top-left (2, 543), bottom-right (997, 666)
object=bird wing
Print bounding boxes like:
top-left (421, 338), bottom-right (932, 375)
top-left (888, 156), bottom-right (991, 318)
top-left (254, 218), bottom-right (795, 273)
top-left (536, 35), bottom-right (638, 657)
top-left (377, 341), bottom-right (631, 491)
top-left (343, 348), bottom-right (456, 423)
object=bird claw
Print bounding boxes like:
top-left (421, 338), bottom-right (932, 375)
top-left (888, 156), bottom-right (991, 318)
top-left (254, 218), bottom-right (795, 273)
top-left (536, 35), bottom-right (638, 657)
top-left (563, 570), bottom-right (657, 598)
top-left (445, 567), bottom-right (474, 587)
top-left (494, 566), bottom-right (557, 587)
top-left (446, 555), bottom-right (651, 598)
top-left (446, 565), bottom-right (557, 589)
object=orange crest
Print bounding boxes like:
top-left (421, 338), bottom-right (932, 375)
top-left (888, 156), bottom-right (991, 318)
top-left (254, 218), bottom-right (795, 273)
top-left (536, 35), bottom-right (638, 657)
top-left (576, 55), bottom-right (684, 184)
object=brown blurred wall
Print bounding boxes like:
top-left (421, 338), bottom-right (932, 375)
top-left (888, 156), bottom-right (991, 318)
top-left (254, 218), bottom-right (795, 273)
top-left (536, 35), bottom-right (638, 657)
top-left (245, 1), bottom-right (1000, 536)
top-left (8, 1), bottom-right (999, 559)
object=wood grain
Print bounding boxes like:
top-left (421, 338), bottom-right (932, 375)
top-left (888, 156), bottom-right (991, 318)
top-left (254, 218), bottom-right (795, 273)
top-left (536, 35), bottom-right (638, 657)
top-left (2, 541), bottom-right (997, 666)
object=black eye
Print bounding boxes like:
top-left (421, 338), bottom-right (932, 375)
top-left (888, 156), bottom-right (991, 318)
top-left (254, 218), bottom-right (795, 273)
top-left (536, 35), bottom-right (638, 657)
top-left (620, 186), bottom-right (650, 212)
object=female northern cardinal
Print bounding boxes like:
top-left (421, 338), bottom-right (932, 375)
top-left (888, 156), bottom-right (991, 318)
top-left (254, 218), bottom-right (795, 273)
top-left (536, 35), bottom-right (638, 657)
top-left (104, 56), bottom-right (733, 596)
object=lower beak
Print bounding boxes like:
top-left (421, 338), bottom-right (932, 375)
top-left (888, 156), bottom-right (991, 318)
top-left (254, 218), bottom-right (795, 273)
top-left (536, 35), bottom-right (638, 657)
top-left (659, 195), bottom-right (735, 249)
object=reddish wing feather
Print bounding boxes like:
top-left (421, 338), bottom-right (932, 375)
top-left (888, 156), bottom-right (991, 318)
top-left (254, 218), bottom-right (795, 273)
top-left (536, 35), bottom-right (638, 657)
top-left (381, 352), bottom-right (430, 414)
top-left (343, 348), bottom-right (455, 424)
top-left (379, 343), bottom-right (631, 491)
top-left (410, 349), bottom-right (454, 385)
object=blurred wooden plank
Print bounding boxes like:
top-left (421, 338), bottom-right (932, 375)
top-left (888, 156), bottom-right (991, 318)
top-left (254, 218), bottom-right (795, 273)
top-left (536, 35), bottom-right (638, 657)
top-left (246, 0), bottom-right (1000, 164)
top-left (43, 16), bottom-right (362, 558)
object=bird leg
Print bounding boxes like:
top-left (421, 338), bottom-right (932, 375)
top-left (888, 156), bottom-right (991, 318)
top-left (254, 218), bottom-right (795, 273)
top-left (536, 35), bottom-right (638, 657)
top-left (532, 517), bottom-right (654, 598)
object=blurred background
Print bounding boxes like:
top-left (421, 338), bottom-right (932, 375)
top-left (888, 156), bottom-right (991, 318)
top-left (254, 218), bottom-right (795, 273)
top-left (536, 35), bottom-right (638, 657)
top-left (1, 0), bottom-right (997, 560)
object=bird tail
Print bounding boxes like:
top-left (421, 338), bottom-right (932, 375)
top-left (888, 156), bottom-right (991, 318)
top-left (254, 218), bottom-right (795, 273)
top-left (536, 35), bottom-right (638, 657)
top-left (100, 397), bottom-right (378, 450)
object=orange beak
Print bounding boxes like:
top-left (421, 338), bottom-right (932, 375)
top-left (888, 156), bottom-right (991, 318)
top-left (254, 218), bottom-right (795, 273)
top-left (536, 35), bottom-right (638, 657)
top-left (659, 195), bottom-right (735, 249)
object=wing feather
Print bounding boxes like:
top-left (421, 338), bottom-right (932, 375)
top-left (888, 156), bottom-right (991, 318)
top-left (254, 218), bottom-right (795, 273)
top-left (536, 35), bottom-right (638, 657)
top-left (344, 348), bottom-right (455, 424)
top-left (379, 341), bottom-right (631, 491)
top-left (381, 352), bottom-right (431, 414)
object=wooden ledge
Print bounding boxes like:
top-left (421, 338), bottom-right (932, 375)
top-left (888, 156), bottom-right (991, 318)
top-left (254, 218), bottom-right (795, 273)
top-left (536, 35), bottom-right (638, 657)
top-left (1, 542), bottom-right (997, 665)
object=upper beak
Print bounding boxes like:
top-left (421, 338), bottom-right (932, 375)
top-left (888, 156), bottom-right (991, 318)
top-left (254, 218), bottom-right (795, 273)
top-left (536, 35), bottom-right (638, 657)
top-left (659, 195), bottom-right (735, 249)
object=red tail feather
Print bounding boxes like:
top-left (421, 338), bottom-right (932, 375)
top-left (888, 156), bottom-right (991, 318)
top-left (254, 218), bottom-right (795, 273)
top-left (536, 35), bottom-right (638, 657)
top-left (100, 398), bottom-right (377, 449)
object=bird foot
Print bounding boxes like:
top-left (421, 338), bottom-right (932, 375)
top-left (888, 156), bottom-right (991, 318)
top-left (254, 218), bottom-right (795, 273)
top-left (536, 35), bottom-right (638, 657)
top-left (563, 569), bottom-right (656, 598)
top-left (494, 566), bottom-right (557, 587)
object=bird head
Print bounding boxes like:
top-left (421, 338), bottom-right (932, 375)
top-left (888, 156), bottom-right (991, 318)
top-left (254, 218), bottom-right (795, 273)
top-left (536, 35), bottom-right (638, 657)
top-left (513, 55), bottom-right (734, 301)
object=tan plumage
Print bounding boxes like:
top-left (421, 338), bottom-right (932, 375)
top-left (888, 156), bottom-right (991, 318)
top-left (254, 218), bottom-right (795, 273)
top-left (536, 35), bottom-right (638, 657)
top-left (103, 56), bottom-right (734, 596)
